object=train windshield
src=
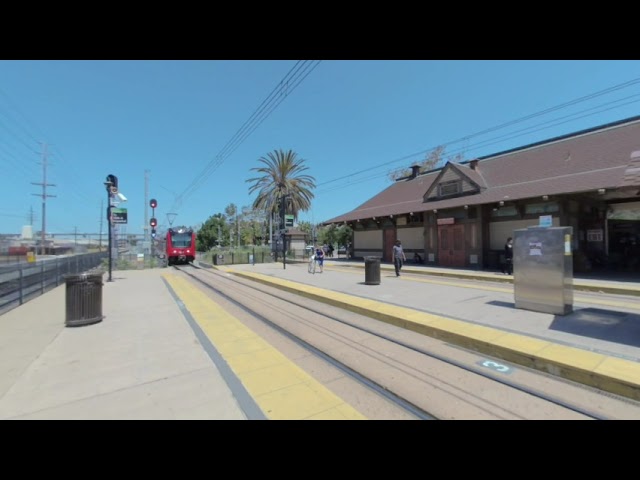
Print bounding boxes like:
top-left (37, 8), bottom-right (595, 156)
top-left (170, 233), bottom-right (192, 248)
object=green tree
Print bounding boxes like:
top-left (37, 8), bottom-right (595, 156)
top-left (225, 203), bottom-right (238, 247)
top-left (335, 224), bottom-right (353, 248)
top-left (240, 205), bottom-right (267, 245)
top-left (196, 213), bottom-right (229, 250)
top-left (246, 149), bottom-right (316, 221)
top-left (297, 220), bottom-right (313, 236)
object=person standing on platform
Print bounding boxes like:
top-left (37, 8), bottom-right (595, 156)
top-left (392, 240), bottom-right (406, 277)
top-left (504, 237), bottom-right (513, 275)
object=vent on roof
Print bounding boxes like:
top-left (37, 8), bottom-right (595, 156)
top-left (410, 165), bottom-right (421, 179)
top-left (469, 159), bottom-right (478, 170)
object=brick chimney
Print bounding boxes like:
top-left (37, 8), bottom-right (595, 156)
top-left (410, 165), bottom-right (421, 179)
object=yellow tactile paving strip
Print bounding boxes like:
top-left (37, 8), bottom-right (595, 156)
top-left (224, 268), bottom-right (640, 401)
top-left (162, 273), bottom-right (367, 420)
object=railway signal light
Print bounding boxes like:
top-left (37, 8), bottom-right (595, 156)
top-left (106, 174), bottom-right (118, 194)
top-left (151, 228), bottom-right (156, 238)
top-left (150, 217), bottom-right (157, 228)
top-left (150, 198), bottom-right (157, 209)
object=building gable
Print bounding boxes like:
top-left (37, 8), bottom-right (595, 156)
top-left (423, 161), bottom-right (482, 202)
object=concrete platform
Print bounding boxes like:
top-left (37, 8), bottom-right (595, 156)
top-left (216, 259), bottom-right (640, 401)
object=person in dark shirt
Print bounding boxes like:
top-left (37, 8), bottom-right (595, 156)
top-left (504, 237), bottom-right (513, 275)
top-left (392, 240), bottom-right (406, 276)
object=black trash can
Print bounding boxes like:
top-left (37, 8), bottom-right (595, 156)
top-left (364, 256), bottom-right (381, 285)
top-left (65, 271), bottom-right (105, 327)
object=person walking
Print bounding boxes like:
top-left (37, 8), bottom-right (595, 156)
top-left (315, 245), bottom-right (325, 273)
top-left (392, 240), bottom-right (406, 277)
top-left (504, 237), bottom-right (513, 275)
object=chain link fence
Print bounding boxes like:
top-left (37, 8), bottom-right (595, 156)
top-left (0, 252), bottom-right (107, 315)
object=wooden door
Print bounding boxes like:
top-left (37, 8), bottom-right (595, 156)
top-left (384, 229), bottom-right (396, 262)
top-left (438, 225), bottom-right (466, 267)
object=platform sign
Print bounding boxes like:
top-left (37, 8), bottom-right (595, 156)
top-left (539, 215), bottom-right (552, 227)
top-left (111, 208), bottom-right (128, 224)
top-left (285, 214), bottom-right (294, 228)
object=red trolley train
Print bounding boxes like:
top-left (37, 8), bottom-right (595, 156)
top-left (166, 226), bottom-right (196, 265)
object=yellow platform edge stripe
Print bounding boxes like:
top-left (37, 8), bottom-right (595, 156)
top-left (227, 269), bottom-right (640, 402)
top-left (163, 272), bottom-right (367, 420)
top-left (330, 264), bottom-right (640, 296)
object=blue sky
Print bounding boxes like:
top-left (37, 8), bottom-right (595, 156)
top-left (1, 60), bottom-right (640, 237)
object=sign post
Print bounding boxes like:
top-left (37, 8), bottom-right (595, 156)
top-left (104, 174), bottom-right (118, 282)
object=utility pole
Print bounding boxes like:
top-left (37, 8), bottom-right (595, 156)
top-left (144, 170), bottom-right (150, 257)
top-left (28, 206), bottom-right (35, 226)
top-left (31, 143), bottom-right (55, 255)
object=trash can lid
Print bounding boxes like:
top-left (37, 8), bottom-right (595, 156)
top-left (64, 272), bottom-right (105, 282)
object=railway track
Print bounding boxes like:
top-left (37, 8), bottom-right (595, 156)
top-left (171, 264), bottom-right (640, 420)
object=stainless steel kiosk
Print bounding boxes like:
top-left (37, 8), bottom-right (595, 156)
top-left (513, 226), bottom-right (573, 315)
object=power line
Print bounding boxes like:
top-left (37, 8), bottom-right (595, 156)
top-left (176, 62), bottom-right (308, 205)
top-left (0, 143), bottom-right (38, 178)
top-left (0, 116), bottom-right (40, 154)
top-left (215, 61), bottom-right (308, 161)
top-left (316, 75), bottom-right (640, 188)
top-left (31, 143), bottom-right (56, 255)
top-left (215, 61), bottom-right (319, 162)
top-left (217, 62), bottom-right (320, 162)
top-left (316, 94), bottom-right (640, 195)
top-left (175, 61), bottom-right (320, 209)
top-left (0, 85), bottom-right (48, 143)
top-left (0, 86), bottom-right (97, 206)
top-left (172, 60), bottom-right (322, 212)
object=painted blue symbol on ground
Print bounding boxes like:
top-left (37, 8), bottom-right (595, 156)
top-left (477, 359), bottom-right (513, 374)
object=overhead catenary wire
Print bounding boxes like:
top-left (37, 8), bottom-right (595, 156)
top-left (174, 61), bottom-right (321, 210)
top-left (172, 60), bottom-right (322, 212)
top-left (316, 93), bottom-right (640, 195)
top-left (177, 61), bottom-right (309, 203)
top-left (0, 86), bottom-right (99, 207)
top-left (316, 75), bottom-right (640, 189)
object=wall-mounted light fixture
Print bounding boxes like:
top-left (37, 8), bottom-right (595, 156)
top-left (433, 209), bottom-right (438, 214)
top-left (409, 212), bottom-right (413, 216)
top-left (542, 195), bottom-right (549, 201)
top-left (464, 205), bottom-right (469, 210)
top-left (499, 201), bottom-right (504, 207)
top-left (598, 188), bottom-right (606, 195)
top-left (390, 214), bottom-right (393, 218)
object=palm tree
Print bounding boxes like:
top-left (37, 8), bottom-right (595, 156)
top-left (246, 149), bottom-right (316, 219)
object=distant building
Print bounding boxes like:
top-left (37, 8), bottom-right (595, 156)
top-left (21, 225), bottom-right (33, 240)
